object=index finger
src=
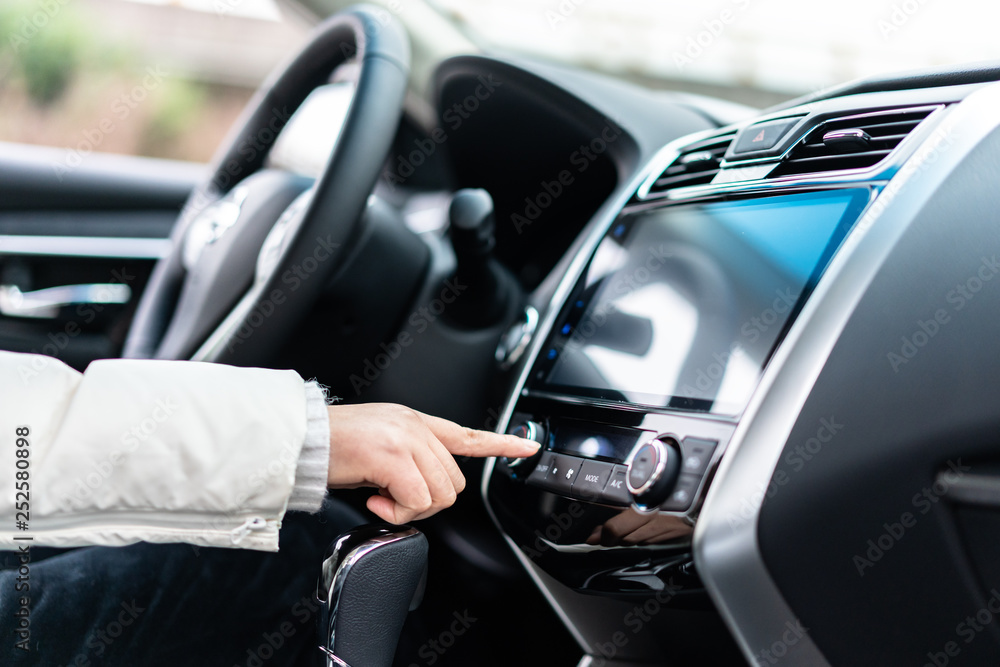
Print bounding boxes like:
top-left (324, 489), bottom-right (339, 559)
top-left (416, 412), bottom-right (541, 458)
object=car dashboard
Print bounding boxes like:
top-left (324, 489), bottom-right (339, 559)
top-left (441, 56), bottom-right (1000, 666)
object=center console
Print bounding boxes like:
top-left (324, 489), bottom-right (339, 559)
top-left (485, 183), bottom-right (873, 598)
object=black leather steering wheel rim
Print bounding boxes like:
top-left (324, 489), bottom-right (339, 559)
top-left (123, 5), bottom-right (410, 364)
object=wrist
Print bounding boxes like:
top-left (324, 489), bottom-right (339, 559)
top-left (287, 381), bottom-right (332, 512)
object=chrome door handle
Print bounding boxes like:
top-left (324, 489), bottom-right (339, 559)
top-left (0, 284), bottom-right (131, 319)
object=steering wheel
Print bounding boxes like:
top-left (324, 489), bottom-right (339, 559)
top-left (123, 5), bottom-right (409, 364)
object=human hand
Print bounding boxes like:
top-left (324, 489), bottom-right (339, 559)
top-left (326, 403), bottom-right (540, 524)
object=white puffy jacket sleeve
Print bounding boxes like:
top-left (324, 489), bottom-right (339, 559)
top-left (0, 351), bottom-right (330, 552)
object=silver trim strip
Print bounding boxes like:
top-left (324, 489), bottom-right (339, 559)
top-left (191, 284), bottom-right (262, 362)
top-left (0, 283), bottom-right (131, 318)
top-left (941, 473), bottom-right (1000, 508)
top-left (0, 235), bottom-right (170, 259)
top-left (577, 656), bottom-right (654, 667)
top-left (317, 647), bottom-right (352, 667)
top-left (694, 81), bottom-right (1000, 666)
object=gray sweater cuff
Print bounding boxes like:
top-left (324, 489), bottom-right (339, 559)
top-left (288, 381), bottom-right (331, 512)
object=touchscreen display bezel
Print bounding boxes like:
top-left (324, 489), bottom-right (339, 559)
top-left (527, 188), bottom-right (872, 416)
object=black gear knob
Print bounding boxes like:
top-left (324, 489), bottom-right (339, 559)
top-left (318, 524), bottom-right (428, 667)
top-left (449, 188), bottom-right (496, 258)
top-left (446, 188), bottom-right (512, 328)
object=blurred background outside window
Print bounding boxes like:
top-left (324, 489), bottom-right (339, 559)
top-left (3, 0), bottom-right (1000, 165)
top-left (0, 0), bottom-right (313, 162)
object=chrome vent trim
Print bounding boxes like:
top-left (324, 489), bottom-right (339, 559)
top-left (767, 105), bottom-right (942, 179)
top-left (637, 131), bottom-right (736, 199)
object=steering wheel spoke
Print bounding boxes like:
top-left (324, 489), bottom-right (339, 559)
top-left (123, 5), bottom-right (410, 364)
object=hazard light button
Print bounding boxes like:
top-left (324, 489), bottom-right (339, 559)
top-left (731, 118), bottom-right (799, 156)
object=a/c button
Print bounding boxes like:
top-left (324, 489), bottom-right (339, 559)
top-left (602, 465), bottom-right (631, 505)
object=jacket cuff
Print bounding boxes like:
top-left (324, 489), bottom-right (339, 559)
top-left (288, 381), bottom-right (331, 512)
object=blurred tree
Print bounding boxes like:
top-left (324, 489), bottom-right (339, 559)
top-left (0, 0), bottom-right (217, 161)
top-left (141, 77), bottom-right (209, 158)
top-left (0, 1), bottom-right (91, 106)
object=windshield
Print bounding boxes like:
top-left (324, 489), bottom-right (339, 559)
top-left (427, 0), bottom-right (1000, 106)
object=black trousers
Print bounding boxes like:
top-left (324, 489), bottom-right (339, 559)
top-left (0, 499), bottom-right (366, 666)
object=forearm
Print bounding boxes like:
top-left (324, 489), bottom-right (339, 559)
top-left (0, 352), bottom-right (318, 552)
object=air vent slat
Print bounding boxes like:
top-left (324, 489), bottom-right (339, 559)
top-left (857, 122), bottom-right (921, 136)
top-left (821, 119), bottom-right (920, 133)
top-left (781, 150), bottom-right (892, 169)
top-left (641, 131), bottom-right (736, 197)
top-left (792, 141), bottom-right (900, 158)
top-left (682, 136), bottom-right (734, 152)
top-left (653, 170), bottom-right (722, 190)
top-left (769, 106), bottom-right (938, 179)
top-left (804, 132), bottom-right (910, 147)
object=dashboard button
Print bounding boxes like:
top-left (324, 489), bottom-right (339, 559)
top-left (731, 118), bottom-right (798, 155)
top-left (526, 452), bottom-right (557, 489)
top-left (509, 420), bottom-right (542, 442)
top-left (502, 420), bottom-right (546, 480)
top-left (548, 455), bottom-right (582, 495)
top-left (572, 460), bottom-right (614, 501)
top-left (660, 473), bottom-right (702, 511)
top-left (626, 435), bottom-right (681, 509)
top-left (602, 465), bottom-right (631, 505)
top-left (627, 438), bottom-right (682, 509)
top-left (680, 437), bottom-right (717, 476)
top-left (627, 443), bottom-right (659, 491)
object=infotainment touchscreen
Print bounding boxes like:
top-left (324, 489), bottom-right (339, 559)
top-left (530, 188), bottom-right (871, 415)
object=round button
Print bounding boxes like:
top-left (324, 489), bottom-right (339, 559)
top-left (626, 437), bottom-right (681, 509)
top-left (509, 422), bottom-right (537, 442)
top-left (502, 420), bottom-right (545, 474)
top-left (495, 306), bottom-right (538, 370)
top-left (627, 443), bottom-right (660, 492)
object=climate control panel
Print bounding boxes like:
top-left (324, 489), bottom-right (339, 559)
top-left (486, 397), bottom-right (735, 595)
top-left (498, 404), bottom-right (730, 514)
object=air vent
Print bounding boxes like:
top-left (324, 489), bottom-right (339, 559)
top-left (644, 131), bottom-right (736, 196)
top-left (769, 106), bottom-right (939, 179)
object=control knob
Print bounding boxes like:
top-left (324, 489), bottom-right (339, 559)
top-left (626, 437), bottom-right (682, 510)
top-left (501, 420), bottom-right (545, 477)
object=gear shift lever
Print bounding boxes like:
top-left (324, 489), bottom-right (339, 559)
top-left (446, 188), bottom-right (514, 328)
top-left (317, 524), bottom-right (428, 667)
